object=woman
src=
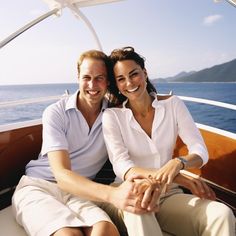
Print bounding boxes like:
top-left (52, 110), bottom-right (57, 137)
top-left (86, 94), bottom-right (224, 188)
top-left (103, 46), bottom-right (235, 236)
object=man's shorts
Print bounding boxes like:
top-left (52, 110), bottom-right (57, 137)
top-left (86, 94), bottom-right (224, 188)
top-left (12, 175), bottom-right (114, 236)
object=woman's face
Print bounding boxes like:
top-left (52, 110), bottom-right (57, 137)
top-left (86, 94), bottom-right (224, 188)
top-left (113, 60), bottom-right (148, 101)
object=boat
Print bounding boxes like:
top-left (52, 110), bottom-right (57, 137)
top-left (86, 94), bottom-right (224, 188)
top-left (0, 1), bottom-right (235, 235)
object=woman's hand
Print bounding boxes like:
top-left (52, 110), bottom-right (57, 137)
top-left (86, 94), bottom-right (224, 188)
top-left (154, 159), bottom-right (183, 192)
top-left (132, 175), bottom-right (162, 212)
top-left (110, 174), bottom-right (161, 214)
top-left (175, 172), bottom-right (216, 200)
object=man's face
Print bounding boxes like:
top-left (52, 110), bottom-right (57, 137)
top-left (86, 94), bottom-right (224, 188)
top-left (78, 58), bottom-right (109, 106)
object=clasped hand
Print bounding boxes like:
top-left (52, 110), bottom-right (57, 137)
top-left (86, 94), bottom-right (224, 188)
top-left (113, 174), bottom-right (162, 214)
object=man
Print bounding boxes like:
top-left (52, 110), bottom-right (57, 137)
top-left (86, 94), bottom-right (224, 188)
top-left (12, 50), bottom-right (158, 236)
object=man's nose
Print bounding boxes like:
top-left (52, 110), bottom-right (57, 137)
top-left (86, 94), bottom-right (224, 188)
top-left (88, 78), bottom-right (96, 88)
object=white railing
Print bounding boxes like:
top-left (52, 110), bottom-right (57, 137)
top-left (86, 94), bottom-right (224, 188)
top-left (0, 93), bottom-right (69, 132)
top-left (179, 96), bottom-right (236, 111)
top-left (0, 95), bottom-right (63, 108)
top-left (0, 95), bottom-right (235, 138)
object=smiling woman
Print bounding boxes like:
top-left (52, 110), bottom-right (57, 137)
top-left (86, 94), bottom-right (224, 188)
top-left (103, 46), bottom-right (236, 235)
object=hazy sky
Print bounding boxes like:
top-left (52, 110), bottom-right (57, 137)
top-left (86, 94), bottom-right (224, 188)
top-left (0, 0), bottom-right (236, 85)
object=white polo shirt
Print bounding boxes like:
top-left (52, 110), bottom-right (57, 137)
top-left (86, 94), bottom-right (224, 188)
top-left (26, 90), bottom-right (108, 181)
top-left (102, 94), bottom-right (208, 182)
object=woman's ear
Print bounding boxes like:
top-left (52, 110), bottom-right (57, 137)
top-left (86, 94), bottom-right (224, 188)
top-left (143, 68), bottom-right (148, 79)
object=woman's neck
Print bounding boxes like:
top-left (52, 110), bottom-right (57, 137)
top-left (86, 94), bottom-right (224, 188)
top-left (128, 93), bottom-right (154, 118)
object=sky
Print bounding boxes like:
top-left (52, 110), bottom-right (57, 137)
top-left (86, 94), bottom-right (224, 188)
top-left (0, 0), bottom-right (236, 85)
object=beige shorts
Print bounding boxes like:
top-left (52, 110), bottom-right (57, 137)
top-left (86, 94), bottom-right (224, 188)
top-left (12, 175), bottom-right (113, 236)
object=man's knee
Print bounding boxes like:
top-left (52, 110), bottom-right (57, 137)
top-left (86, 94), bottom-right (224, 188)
top-left (84, 221), bottom-right (119, 236)
top-left (52, 227), bottom-right (83, 236)
top-left (97, 221), bottom-right (119, 235)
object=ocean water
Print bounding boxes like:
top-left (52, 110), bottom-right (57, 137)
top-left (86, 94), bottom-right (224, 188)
top-left (0, 83), bottom-right (235, 133)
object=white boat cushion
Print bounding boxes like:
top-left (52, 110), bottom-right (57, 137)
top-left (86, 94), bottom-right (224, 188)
top-left (0, 206), bottom-right (27, 236)
top-left (0, 206), bottom-right (175, 236)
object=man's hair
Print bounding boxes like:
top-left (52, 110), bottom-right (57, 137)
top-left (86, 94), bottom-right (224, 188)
top-left (77, 50), bottom-right (111, 76)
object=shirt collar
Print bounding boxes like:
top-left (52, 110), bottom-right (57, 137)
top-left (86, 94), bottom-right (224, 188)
top-left (121, 92), bottom-right (161, 110)
top-left (65, 90), bottom-right (79, 111)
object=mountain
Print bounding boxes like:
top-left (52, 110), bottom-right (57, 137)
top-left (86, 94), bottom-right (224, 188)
top-left (153, 71), bottom-right (195, 83)
top-left (153, 58), bottom-right (236, 82)
top-left (168, 71), bottom-right (196, 80)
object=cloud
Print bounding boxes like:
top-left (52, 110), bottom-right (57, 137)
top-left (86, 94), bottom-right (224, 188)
top-left (203, 14), bottom-right (223, 26)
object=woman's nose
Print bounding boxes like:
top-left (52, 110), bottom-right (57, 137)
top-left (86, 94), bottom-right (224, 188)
top-left (126, 77), bottom-right (132, 86)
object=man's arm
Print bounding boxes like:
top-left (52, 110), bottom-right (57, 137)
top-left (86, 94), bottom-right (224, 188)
top-left (48, 150), bottom-right (151, 214)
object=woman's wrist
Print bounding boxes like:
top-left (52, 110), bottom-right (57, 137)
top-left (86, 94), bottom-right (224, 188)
top-left (175, 157), bottom-right (188, 170)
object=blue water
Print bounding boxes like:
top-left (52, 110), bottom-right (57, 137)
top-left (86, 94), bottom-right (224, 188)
top-left (154, 82), bottom-right (236, 133)
top-left (0, 83), bottom-right (235, 133)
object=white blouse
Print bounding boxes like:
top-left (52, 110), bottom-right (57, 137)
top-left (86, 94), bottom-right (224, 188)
top-left (102, 94), bottom-right (208, 182)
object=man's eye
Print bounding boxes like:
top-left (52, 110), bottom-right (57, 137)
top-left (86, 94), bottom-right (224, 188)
top-left (82, 76), bottom-right (90, 81)
top-left (97, 76), bottom-right (106, 81)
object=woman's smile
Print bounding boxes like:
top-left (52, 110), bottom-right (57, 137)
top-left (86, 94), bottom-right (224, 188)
top-left (126, 86), bottom-right (139, 93)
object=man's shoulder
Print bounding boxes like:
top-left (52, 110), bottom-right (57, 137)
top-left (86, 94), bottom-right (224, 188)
top-left (43, 96), bottom-right (69, 120)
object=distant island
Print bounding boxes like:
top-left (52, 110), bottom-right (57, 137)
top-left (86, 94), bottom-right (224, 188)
top-left (152, 58), bottom-right (236, 82)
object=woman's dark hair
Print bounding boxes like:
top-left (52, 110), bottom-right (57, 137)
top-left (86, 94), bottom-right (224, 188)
top-left (108, 46), bottom-right (156, 106)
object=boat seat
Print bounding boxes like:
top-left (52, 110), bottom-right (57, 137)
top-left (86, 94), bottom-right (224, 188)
top-left (0, 206), bottom-right (174, 236)
top-left (0, 206), bottom-right (27, 236)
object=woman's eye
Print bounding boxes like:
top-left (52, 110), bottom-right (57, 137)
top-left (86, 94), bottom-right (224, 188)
top-left (130, 72), bottom-right (138, 78)
top-left (117, 77), bottom-right (124, 82)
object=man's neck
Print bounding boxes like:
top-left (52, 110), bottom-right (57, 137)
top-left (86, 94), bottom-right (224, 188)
top-left (77, 98), bottom-right (102, 129)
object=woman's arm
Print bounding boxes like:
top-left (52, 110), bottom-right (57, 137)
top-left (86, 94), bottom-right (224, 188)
top-left (124, 165), bottom-right (216, 200)
top-left (151, 97), bottom-right (209, 188)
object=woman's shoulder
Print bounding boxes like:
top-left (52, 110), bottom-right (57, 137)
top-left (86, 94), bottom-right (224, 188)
top-left (156, 94), bottom-right (180, 102)
top-left (156, 94), bottom-right (173, 101)
top-left (156, 94), bottom-right (184, 110)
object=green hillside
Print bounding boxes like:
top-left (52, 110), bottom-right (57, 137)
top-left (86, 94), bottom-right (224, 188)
top-left (173, 58), bottom-right (236, 82)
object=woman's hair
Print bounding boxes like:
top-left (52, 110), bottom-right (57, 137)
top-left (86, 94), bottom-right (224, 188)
top-left (77, 49), bottom-right (112, 79)
top-left (108, 46), bottom-right (156, 106)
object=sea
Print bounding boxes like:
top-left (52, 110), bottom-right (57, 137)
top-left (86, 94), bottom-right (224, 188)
top-left (0, 82), bottom-right (235, 133)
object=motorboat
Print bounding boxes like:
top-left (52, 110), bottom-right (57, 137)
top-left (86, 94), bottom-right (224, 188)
top-left (0, 1), bottom-right (235, 235)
